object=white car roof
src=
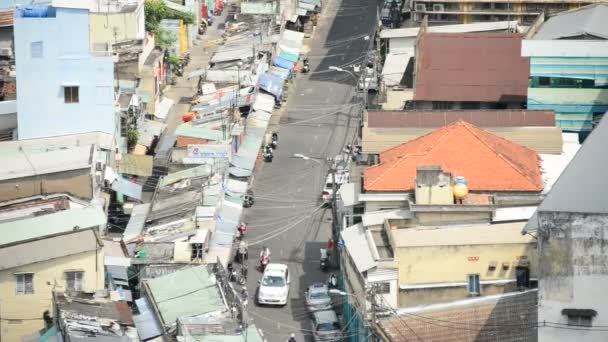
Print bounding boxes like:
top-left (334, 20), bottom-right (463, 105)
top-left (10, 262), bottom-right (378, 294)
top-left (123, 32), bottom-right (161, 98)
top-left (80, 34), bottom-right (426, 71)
top-left (264, 263), bottom-right (288, 274)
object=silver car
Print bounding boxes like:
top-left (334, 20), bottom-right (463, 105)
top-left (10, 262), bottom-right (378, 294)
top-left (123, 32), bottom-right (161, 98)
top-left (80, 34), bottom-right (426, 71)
top-left (305, 283), bottom-right (332, 312)
top-left (312, 310), bottom-right (342, 342)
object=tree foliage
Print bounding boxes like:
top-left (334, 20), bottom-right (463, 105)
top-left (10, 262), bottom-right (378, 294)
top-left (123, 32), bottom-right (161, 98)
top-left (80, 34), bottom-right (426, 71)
top-left (145, 0), bottom-right (194, 48)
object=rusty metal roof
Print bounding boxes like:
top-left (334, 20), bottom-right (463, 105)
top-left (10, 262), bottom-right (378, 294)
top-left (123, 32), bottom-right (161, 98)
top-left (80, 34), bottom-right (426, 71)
top-left (367, 110), bottom-right (555, 128)
top-left (414, 33), bottom-right (530, 103)
top-left (0, 11), bottom-right (13, 27)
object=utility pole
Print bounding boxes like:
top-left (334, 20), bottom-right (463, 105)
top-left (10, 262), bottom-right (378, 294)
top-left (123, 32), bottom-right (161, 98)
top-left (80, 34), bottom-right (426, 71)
top-left (330, 164), bottom-right (338, 240)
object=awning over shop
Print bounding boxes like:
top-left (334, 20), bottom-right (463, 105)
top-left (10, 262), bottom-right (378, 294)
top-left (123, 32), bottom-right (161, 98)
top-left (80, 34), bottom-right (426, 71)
top-left (258, 73), bottom-right (285, 99)
top-left (297, 8), bottom-right (308, 16)
top-left (278, 43), bottom-right (301, 56)
top-left (138, 120), bottom-right (166, 147)
top-left (111, 176), bottom-right (143, 200)
top-left (250, 110), bottom-right (272, 122)
top-left (279, 51), bottom-right (299, 63)
top-left (175, 125), bottom-right (224, 141)
top-left (253, 93), bottom-right (276, 113)
top-left (187, 68), bottom-right (207, 80)
top-left (228, 167), bottom-right (251, 177)
top-left (118, 154), bottom-right (154, 177)
top-left (273, 57), bottom-right (295, 70)
top-left (341, 223), bottom-right (378, 273)
top-left (269, 66), bottom-right (291, 80)
top-left (300, 0), bottom-right (321, 5)
top-left (281, 29), bottom-right (305, 49)
top-left (299, 2), bottom-right (317, 11)
top-left (154, 97), bottom-right (174, 120)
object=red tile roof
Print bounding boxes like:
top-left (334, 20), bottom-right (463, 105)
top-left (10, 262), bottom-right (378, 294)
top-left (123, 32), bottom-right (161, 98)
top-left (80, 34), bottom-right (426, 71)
top-left (414, 33), bottom-right (530, 103)
top-left (0, 10), bottom-right (13, 27)
top-left (364, 121), bottom-right (543, 192)
top-left (367, 110), bottom-right (555, 128)
top-left (176, 137), bottom-right (208, 148)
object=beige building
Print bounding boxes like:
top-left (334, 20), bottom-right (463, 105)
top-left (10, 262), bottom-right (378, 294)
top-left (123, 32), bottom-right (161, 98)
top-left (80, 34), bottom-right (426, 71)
top-left (387, 221), bottom-right (537, 307)
top-left (89, 0), bottom-right (145, 51)
top-left (0, 229), bottom-right (104, 341)
top-left (411, 0), bottom-right (602, 25)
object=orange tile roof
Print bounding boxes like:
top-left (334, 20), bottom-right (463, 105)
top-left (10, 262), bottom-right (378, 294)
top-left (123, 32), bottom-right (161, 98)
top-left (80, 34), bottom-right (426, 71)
top-left (175, 137), bottom-right (208, 148)
top-left (364, 121), bottom-right (543, 192)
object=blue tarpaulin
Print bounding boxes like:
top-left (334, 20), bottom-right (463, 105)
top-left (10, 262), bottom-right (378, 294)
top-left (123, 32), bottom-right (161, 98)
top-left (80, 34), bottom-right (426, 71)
top-left (273, 57), bottom-right (295, 71)
top-left (258, 73), bottom-right (284, 99)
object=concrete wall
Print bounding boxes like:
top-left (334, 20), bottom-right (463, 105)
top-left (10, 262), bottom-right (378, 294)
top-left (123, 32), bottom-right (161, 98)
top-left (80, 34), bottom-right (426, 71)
top-left (0, 169), bottom-right (93, 202)
top-left (538, 212), bottom-right (608, 342)
top-left (416, 211), bottom-right (492, 225)
top-left (14, 7), bottom-right (116, 139)
top-left (395, 243), bottom-right (537, 306)
top-left (0, 249), bottom-right (104, 341)
top-left (365, 200), bottom-right (408, 213)
top-left (398, 281), bottom-right (524, 307)
top-left (89, 3), bottom-right (145, 47)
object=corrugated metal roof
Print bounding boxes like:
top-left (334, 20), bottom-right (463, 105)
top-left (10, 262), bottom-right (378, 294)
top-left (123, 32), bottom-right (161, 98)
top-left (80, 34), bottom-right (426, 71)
top-left (367, 110), bottom-right (556, 128)
top-left (160, 165), bottom-right (213, 187)
top-left (253, 93), bottom-right (275, 113)
top-left (382, 52), bottom-right (413, 87)
top-left (162, 0), bottom-right (190, 14)
top-left (240, 1), bottom-right (275, 14)
top-left (0, 229), bottom-right (100, 270)
top-left (281, 29), bottom-right (305, 49)
top-left (123, 204), bottom-right (150, 243)
top-left (522, 40), bottom-right (608, 57)
top-left (154, 97), bottom-right (174, 120)
top-left (118, 154), bottom-right (153, 177)
top-left (0, 206), bottom-right (106, 246)
top-left (0, 132), bottom-right (113, 152)
top-left (414, 33), bottom-right (529, 102)
top-left (138, 120), bottom-right (166, 147)
top-left (146, 266), bottom-right (224, 327)
top-left (175, 125), bottom-right (224, 141)
top-left (0, 144), bottom-right (92, 181)
top-left (533, 4), bottom-right (608, 40)
top-left (134, 297), bottom-right (164, 340)
top-left (205, 69), bottom-right (252, 85)
top-left (111, 176), bottom-right (143, 200)
top-left (211, 47), bottom-right (254, 63)
top-left (0, 10), bottom-right (13, 27)
top-left (362, 126), bottom-right (563, 154)
top-left (341, 223), bottom-right (377, 273)
top-left (538, 114), bottom-right (608, 214)
top-left (380, 21), bottom-right (518, 39)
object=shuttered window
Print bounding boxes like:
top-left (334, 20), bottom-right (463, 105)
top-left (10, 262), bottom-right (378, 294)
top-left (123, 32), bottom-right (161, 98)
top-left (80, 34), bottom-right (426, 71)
top-left (66, 271), bottom-right (84, 291)
top-left (15, 273), bottom-right (34, 295)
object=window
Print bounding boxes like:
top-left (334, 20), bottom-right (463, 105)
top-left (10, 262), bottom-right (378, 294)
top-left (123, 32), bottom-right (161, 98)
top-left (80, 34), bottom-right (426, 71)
top-left (563, 309), bottom-right (597, 327)
top-left (375, 282), bottom-right (391, 294)
top-left (66, 271), bottom-right (84, 291)
top-left (467, 274), bottom-right (480, 295)
top-left (538, 77), bottom-right (551, 87)
top-left (64, 86), bottom-right (79, 103)
top-left (432, 101), bottom-right (450, 110)
top-left (15, 273), bottom-right (34, 295)
top-left (30, 41), bottom-right (43, 58)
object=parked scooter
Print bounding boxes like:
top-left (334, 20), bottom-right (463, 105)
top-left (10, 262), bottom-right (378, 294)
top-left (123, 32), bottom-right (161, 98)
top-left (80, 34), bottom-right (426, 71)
top-left (302, 57), bottom-right (310, 73)
top-left (263, 144), bottom-right (273, 162)
top-left (320, 248), bottom-right (329, 271)
top-left (227, 263), bottom-right (237, 282)
top-left (271, 132), bottom-right (278, 149)
top-left (243, 190), bottom-right (255, 208)
top-left (237, 222), bottom-right (247, 240)
top-left (238, 266), bottom-right (248, 285)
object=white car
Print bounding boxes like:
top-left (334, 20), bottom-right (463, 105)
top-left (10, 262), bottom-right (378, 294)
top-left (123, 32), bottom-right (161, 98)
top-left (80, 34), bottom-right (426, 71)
top-left (257, 263), bottom-right (290, 306)
top-left (322, 172), bottom-right (349, 205)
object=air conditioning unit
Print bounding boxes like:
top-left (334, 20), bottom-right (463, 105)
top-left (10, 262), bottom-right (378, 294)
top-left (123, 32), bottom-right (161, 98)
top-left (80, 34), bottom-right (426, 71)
top-left (96, 162), bottom-right (104, 171)
top-left (415, 3), bottom-right (426, 11)
top-left (433, 4), bottom-right (445, 11)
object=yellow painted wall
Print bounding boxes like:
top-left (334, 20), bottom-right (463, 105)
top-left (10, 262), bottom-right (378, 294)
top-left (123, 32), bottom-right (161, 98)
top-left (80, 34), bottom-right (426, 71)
top-left (90, 12), bottom-right (139, 48)
top-left (0, 250), bottom-right (104, 341)
top-left (396, 243), bottom-right (538, 285)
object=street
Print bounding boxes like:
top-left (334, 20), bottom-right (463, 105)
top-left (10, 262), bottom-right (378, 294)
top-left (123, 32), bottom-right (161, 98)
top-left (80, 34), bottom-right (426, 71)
top-left (242, 0), bottom-right (380, 341)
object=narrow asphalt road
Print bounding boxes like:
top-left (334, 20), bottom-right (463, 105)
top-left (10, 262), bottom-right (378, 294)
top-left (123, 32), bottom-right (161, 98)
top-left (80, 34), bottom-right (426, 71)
top-left (241, 0), bottom-right (380, 341)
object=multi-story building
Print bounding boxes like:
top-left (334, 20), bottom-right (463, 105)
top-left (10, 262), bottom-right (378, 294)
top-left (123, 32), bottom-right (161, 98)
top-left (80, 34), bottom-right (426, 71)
top-left (522, 5), bottom-right (608, 140)
top-left (0, 220), bottom-right (105, 341)
top-left (411, 0), bottom-right (603, 25)
top-left (14, 4), bottom-right (117, 139)
top-left (525, 115), bottom-right (608, 341)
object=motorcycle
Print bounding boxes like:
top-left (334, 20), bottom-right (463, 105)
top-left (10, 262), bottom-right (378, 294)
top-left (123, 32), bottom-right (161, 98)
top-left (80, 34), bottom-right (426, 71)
top-left (227, 263), bottom-right (237, 282)
top-left (238, 266), bottom-right (248, 285)
top-left (243, 190), bottom-right (255, 208)
top-left (260, 254), bottom-right (270, 272)
top-left (320, 248), bottom-right (329, 271)
top-left (263, 146), bottom-right (273, 162)
top-left (271, 133), bottom-right (278, 149)
top-left (302, 58), bottom-right (310, 73)
top-left (237, 222), bottom-right (247, 240)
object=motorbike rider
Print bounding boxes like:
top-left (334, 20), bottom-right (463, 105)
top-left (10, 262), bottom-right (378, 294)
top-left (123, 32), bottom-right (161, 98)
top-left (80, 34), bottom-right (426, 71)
top-left (238, 240), bottom-right (248, 263)
top-left (264, 144), bottom-right (273, 155)
top-left (259, 246), bottom-right (271, 270)
top-left (238, 222), bottom-right (247, 237)
top-left (288, 333), bottom-right (296, 342)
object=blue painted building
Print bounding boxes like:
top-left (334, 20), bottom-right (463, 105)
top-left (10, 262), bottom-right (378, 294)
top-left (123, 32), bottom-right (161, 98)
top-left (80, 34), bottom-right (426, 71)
top-left (14, 4), bottom-right (117, 139)
top-left (522, 5), bottom-right (608, 137)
